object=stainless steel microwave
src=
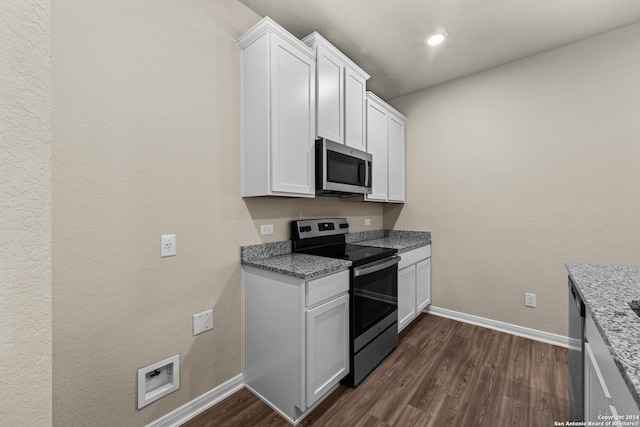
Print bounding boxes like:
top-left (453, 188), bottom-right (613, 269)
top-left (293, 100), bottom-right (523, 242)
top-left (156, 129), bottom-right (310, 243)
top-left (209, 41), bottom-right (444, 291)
top-left (315, 138), bottom-right (372, 196)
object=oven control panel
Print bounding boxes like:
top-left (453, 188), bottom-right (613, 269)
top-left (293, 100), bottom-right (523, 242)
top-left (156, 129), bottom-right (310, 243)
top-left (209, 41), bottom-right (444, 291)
top-left (318, 222), bottom-right (335, 231)
top-left (291, 218), bottom-right (349, 240)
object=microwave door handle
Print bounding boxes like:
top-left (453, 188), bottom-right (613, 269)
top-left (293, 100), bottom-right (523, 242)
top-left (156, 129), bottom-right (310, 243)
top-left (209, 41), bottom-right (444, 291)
top-left (365, 161), bottom-right (370, 187)
top-left (358, 161), bottom-right (368, 187)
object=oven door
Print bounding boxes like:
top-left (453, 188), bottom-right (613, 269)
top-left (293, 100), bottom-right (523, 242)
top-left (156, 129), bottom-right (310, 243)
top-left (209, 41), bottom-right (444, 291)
top-left (352, 256), bottom-right (399, 349)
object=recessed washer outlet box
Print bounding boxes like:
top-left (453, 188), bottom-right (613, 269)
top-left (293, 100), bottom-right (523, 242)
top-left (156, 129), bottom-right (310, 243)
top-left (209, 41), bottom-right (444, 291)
top-left (137, 354), bottom-right (180, 409)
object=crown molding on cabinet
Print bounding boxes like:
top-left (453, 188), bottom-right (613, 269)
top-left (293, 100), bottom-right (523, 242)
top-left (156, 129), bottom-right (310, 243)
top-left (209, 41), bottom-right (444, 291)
top-left (301, 32), bottom-right (371, 81)
top-left (366, 91), bottom-right (407, 121)
top-left (235, 16), bottom-right (315, 60)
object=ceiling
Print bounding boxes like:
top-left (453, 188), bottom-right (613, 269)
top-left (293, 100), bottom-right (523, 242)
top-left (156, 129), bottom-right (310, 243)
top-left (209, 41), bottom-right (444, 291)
top-left (238, 0), bottom-right (640, 100)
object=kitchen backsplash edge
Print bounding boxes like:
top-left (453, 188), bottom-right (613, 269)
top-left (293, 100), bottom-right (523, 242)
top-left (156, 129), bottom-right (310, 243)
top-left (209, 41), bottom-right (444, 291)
top-left (241, 230), bottom-right (432, 260)
top-left (240, 240), bottom-right (292, 262)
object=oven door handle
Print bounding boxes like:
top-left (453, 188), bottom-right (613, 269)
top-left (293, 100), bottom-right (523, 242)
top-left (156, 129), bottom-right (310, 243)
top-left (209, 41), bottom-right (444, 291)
top-left (353, 255), bottom-right (401, 278)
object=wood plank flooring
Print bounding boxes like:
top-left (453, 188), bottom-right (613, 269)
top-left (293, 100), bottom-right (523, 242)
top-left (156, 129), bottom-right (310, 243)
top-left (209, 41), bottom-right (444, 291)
top-left (182, 313), bottom-right (568, 427)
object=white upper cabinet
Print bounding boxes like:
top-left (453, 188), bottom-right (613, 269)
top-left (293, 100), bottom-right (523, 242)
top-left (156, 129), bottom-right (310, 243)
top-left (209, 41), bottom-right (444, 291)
top-left (387, 113), bottom-right (406, 202)
top-left (303, 32), bottom-right (369, 152)
top-left (237, 18), bottom-right (316, 198)
top-left (315, 45), bottom-right (344, 143)
top-left (344, 68), bottom-right (367, 151)
top-left (366, 97), bottom-right (388, 201)
top-left (365, 92), bottom-right (407, 203)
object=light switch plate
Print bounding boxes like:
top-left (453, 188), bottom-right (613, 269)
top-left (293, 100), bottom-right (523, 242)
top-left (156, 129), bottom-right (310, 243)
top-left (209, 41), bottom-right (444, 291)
top-left (161, 234), bottom-right (176, 257)
top-left (365, 219), bottom-right (371, 226)
top-left (261, 224), bottom-right (274, 235)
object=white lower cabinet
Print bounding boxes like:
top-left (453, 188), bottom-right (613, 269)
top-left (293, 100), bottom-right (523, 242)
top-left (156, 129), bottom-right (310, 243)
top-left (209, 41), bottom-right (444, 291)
top-left (397, 245), bottom-right (431, 332)
top-left (398, 264), bottom-right (416, 331)
top-left (416, 258), bottom-right (431, 312)
top-left (585, 341), bottom-right (614, 420)
top-left (243, 267), bottom-right (350, 424)
top-left (306, 293), bottom-right (349, 405)
top-left (584, 311), bottom-right (640, 421)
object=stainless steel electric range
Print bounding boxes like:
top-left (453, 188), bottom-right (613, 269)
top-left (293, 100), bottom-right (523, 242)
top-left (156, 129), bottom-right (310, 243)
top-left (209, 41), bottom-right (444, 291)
top-left (291, 218), bottom-right (400, 387)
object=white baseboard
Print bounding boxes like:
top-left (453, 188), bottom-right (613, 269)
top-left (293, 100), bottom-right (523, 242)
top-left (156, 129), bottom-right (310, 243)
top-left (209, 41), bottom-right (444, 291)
top-left (146, 374), bottom-right (244, 427)
top-left (425, 306), bottom-right (569, 348)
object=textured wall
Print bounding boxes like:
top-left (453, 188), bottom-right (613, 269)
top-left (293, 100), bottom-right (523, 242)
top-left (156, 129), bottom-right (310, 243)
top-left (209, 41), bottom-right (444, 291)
top-left (0, 0), bottom-right (53, 426)
top-left (386, 23), bottom-right (640, 336)
top-left (51, 1), bottom-right (382, 425)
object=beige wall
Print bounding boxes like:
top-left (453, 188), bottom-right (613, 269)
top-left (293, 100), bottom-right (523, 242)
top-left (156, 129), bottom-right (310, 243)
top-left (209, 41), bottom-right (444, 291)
top-left (51, 1), bottom-right (381, 425)
top-left (386, 23), bottom-right (640, 336)
top-left (19, 0), bottom-right (640, 424)
top-left (0, 0), bottom-right (52, 425)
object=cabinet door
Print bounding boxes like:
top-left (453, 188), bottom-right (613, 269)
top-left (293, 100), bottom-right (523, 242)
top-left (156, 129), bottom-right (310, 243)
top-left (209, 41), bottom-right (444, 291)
top-left (398, 265), bottom-right (416, 332)
top-left (584, 341), bottom-right (613, 421)
top-left (344, 68), bottom-right (366, 151)
top-left (387, 114), bottom-right (405, 202)
top-left (365, 98), bottom-right (388, 201)
top-left (270, 36), bottom-right (316, 196)
top-left (416, 258), bottom-right (431, 313)
top-left (316, 45), bottom-right (344, 144)
top-left (306, 293), bottom-right (349, 407)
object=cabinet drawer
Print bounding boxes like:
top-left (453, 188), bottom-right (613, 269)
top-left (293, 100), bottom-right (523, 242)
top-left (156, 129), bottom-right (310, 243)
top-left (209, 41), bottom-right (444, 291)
top-left (398, 245), bottom-right (430, 270)
top-left (306, 270), bottom-right (349, 307)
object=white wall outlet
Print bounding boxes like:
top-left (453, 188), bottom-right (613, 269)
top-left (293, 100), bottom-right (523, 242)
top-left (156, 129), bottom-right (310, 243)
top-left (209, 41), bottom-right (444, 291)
top-left (137, 354), bottom-right (180, 408)
top-left (160, 234), bottom-right (176, 257)
top-left (525, 292), bottom-right (537, 308)
top-left (193, 309), bottom-right (213, 335)
top-left (365, 218), bottom-right (371, 226)
top-left (260, 224), bottom-right (274, 235)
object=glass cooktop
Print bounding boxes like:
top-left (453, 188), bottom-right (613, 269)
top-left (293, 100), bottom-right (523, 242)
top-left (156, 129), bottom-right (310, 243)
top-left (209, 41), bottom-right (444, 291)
top-left (301, 243), bottom-right (396, 267)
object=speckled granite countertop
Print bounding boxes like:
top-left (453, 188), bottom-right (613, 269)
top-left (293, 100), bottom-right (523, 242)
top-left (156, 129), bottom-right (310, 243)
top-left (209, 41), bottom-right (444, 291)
top-left (565, 262), bottom-right (640, 407)
top-left (243, 253), bottom-right (351, 280)
top-left (241, 240), bottom-right (351, 280)
top-left (348, 230), bottom-right (431, 253)
top-left (241, 229), bottom-right (430, 280)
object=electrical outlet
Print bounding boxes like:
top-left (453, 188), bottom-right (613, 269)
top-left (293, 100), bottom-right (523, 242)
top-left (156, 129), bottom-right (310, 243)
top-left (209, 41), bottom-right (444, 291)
top-left (161, 234), bottom-right (176, 257)
top-left (365, 218), bottom-right (371, 226)
top-left (261, 224), bottom-right (274, 235)
top-left (193, 309), bottom-right (213, 335)
top-left (525, 293), bottom-right (537, 308)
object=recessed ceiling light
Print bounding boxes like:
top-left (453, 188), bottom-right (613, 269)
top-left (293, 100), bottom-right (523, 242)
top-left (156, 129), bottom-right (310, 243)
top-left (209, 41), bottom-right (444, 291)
top-left (425, 30), bottom-right (448, 46)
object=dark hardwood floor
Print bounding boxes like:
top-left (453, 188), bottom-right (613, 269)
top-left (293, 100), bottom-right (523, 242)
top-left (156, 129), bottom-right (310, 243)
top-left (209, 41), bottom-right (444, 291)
top-left (183, 313), bottom-right (568, 427)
